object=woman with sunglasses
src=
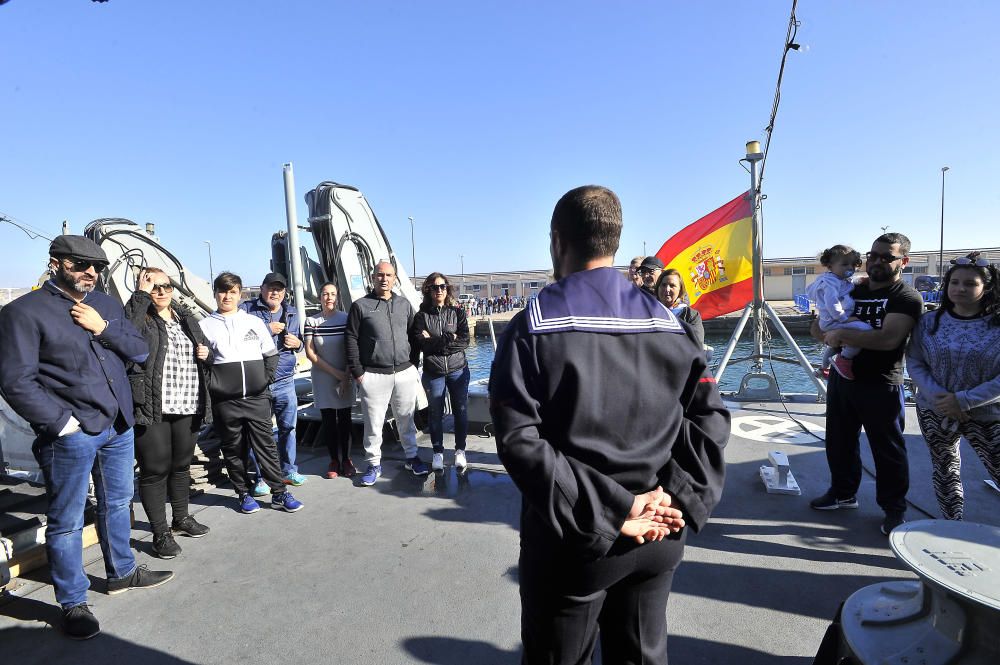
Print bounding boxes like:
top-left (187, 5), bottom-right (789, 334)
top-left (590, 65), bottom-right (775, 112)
top-left (412, 272), bottom-right (471, 471)
top-left (654, 269), bottom-right (705, 348)
top-left (125, 267), bottom-right (211, 558)
top-left (907, 252), bottom-right (1000, 520)
top-left (303, 282), bottom-right (357, 479)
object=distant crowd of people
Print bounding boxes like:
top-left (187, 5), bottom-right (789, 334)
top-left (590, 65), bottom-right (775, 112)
top-left (463, 294), bottom-right (523, 317)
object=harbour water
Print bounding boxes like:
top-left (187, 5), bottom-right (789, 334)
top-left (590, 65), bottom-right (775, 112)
top-left (466, 331), bottom-right (827, 394)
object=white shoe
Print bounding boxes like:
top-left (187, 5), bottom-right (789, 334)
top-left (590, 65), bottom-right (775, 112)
top-left (455, 449), bottom-right (468, 470)
top-left (432, 452), bottom-right (444, 471)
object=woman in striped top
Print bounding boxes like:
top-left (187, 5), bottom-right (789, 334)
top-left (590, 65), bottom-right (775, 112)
top-left (304, 282), bottom-right (357, 478)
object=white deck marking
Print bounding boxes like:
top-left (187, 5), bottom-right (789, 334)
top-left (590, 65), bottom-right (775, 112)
top-left (731, 414), bottom-right (825, 445)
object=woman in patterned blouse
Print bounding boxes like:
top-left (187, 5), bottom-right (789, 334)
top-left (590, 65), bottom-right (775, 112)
top-left (125, 267), bottom-right (212, 558)
top-left (907, 252), bottom-right (1000, 519)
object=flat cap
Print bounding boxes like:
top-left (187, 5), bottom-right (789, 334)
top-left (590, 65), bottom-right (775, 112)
top-left (639, 256), bottom-right (665, 271)
top-left (49, 235), bottom-right (109, 264)
top-left (262, 272), bottom-right (287, 287)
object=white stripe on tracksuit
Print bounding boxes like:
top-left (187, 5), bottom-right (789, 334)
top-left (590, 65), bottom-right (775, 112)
top-left (359, 366), bottom-right (420, 465)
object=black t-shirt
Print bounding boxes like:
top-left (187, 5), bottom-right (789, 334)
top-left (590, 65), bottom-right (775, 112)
top-left (849, 280), bottom-right (923, 384)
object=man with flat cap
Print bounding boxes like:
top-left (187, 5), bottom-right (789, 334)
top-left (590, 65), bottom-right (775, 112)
top-left (638, 255), bottom-right (664, 295)
top-left (240, 271), bottom-right (305, 488)
top-left (0, 236), bottom-right (174, 640)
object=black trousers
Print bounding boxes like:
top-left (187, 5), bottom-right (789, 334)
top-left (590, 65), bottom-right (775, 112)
top-left (134, 414), bottom-right (197, 535)
top-left (213, 395), bottom-right (285, 495)
top-left (825, 371), bottom-right (909, 514)
top-left (518, 530), bottom-right (687, 665)
top-left (320, 407), bottom-right (353, 463)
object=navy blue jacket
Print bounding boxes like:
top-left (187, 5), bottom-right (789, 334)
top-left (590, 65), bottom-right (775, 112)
top-left (490, 267), bottom-right (729, 560)
top-left (239, 298), bottom-right (301, 382)
top-left (0, 281), bottom-right (149, 439)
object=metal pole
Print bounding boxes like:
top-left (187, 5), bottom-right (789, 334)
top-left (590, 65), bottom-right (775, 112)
top-left (282, 163), bottom-right (307, 327)
top-left (204, 240), bottom-right (214, 281)
top-left (746, 141), bottom-right (765, 361)
top-left (409, 216), bottom-right (416, 279)
top-left (939, 166), bottom-right (949, 275)
top-left (460, 254), bottom-right (465, 294)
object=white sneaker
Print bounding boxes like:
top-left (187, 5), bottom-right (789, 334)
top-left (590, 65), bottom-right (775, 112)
top-left (432, 452), bottom-right (444, 471)
top-left (455, 449), bottom-right (468, 470)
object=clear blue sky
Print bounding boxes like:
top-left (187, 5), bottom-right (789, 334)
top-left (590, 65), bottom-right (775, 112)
top-left (2, 1), bottom-right (998, 286)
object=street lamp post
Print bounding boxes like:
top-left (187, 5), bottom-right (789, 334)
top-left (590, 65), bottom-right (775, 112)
top-left (460, 254), bottom-right (465, 294)
top-left (204, 240), bottom-right (214, 281)
top-left (408, 216), bottom-right (416, 279)
top-left (939, 167), bottom-right (950, 277)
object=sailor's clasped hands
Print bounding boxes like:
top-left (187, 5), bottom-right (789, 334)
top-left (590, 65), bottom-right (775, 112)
top-left (621, 486), bottom-right (685, 544)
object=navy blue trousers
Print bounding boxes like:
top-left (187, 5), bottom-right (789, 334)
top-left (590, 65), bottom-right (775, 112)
top-left (824, 371), bottom-right (909, 514)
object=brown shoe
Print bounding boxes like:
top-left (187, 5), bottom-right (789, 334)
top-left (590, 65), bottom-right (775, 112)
top-left (341, 458), bottom-right (357, 478)
top-left (326, 460), bottom-right (340, 479)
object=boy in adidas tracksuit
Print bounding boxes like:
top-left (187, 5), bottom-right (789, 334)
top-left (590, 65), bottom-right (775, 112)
top-left (199, 272), bottom-right (303, 514)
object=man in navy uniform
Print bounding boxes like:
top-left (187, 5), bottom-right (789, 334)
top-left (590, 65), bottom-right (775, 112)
top-left (0, 236), bottom-right (173, 640)
top-left (490, 186), bottom-right (729, 664)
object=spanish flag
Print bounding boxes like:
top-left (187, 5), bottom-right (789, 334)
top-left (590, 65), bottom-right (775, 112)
top-left (655, 191), bottom-right (754, 320)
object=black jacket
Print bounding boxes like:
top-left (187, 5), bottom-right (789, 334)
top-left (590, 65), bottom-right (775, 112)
top-left (674, 303), bottom-right (705, 349)
top-left (411, 304), bottom-right (469, 377)
top-left (490, 267), bottom-right (729, 560)
top-left (125, 291), bottom-right (211, 426)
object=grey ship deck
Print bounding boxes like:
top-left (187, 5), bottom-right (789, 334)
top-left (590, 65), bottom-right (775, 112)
top-left (2, 398), bottom-right (999, 664)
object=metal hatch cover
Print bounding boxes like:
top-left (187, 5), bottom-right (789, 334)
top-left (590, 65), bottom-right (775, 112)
top-left (890, 520), bottom-right (1000, 611)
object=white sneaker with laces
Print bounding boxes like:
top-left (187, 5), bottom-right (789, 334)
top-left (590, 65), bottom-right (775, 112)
top-left (432, 452), bottom-right (444, 471)
top-left (455, 449), bottom-right (468, 470)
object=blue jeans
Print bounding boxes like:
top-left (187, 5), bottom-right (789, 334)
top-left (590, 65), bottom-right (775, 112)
top-left (249, 377), bottom-right (298, 478)
top-left (422, 366), bottom-right (470, 453)
top-left (32, 425), bottom-right (137, 608)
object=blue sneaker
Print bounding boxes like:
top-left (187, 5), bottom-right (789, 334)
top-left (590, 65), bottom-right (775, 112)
top-left (251, 480), bottom-right (270, 497)
top-left (405, 456), bottom-right (430, 476)
top-left (239, 494), bottom-right (260, 514)
top-left (361, 464), bottom-right (382, 486)
top-left (272, 491), bottom-right (303, 513)
top-left (282, 472), bottom-right (307, 486)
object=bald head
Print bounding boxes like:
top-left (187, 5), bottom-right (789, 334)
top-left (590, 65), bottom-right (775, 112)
top-left (372, 260), bottom-right (396, 299)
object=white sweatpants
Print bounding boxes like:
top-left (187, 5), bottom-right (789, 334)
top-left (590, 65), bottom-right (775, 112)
top-left (358, 366), bottom-right (420, 465)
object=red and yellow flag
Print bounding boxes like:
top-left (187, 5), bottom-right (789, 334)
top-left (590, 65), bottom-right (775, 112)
top-left (655, 191), bottom-right (754, 320)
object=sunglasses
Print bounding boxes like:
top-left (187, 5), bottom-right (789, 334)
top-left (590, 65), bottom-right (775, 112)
top-left (151, 283), bottom-right (174, 294)
top-left (951, 257), bottom-right (990, 267)
top-left (64, 258), bottom-right (108, 272)
top-left (431, 284), bottom-right (449, 292)
top-left (865, 251), bottom-right (904, 263)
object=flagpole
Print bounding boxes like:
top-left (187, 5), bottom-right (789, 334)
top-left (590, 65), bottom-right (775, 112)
top-left (746, 141), bottom-right (766, 362)
top-left (714, 140), bottom-right (827, 400)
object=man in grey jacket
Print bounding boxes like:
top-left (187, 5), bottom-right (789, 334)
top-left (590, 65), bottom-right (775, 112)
top-left (345, 260), bottom-right (429, 485)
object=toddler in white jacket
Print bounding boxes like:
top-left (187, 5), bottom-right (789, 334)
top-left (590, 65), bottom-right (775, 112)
top-left (806, 245), bottom-right (872, 379)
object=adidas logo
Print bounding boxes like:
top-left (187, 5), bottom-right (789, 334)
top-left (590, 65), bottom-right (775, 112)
top-left (242, 330), bottom-right (259, 343)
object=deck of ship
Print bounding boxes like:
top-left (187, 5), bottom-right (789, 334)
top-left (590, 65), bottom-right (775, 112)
top-left (2, 396), bottom-right (999, 664)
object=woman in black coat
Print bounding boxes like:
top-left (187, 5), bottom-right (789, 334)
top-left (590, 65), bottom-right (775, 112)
top-left (411, 272), bottom-right (471, 472)
top-left (125, 268), bottom-right (211, 559)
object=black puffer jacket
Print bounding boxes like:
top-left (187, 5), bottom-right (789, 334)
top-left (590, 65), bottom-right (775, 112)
top-left (411, 303), bottom-right (469, 377)
top-left (125, 291), bottom-right (211, 426)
